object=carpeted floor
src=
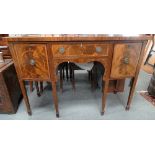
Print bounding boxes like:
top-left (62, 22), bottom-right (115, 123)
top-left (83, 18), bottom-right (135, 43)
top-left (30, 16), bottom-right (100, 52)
top-left (0, 70), bottom-right (155, 120)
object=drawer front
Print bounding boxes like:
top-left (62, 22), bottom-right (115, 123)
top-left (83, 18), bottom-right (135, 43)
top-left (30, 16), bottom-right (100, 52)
top-left (110, 43), bottom-right (142, 78)
top-left (52, 43), bottom-right (111, 58)
top-left (13, 44), bottom-right (49, 79)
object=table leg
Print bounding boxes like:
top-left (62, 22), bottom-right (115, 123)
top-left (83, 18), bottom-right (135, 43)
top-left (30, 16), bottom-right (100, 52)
top-left (101, 79), bottom-right (109, 115)
top-left (51, 81), bottom-right (59, 117)
top-left (126, 77), bottom-right (137, 110)
top-left (40, 81), bottom-right (44, 93)
top-left (19, 80), bottom-right (32, 115)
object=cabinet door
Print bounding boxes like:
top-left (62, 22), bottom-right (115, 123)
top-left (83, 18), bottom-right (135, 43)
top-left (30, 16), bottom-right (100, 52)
top-left (0, 74), bottom-right (12, 113)
top-left (110, 43), bottom-right (142, 79)
top-left (13, 44), bottom-right (49, 80)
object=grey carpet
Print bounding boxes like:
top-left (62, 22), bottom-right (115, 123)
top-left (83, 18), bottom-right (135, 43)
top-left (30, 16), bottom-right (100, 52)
top-left (0, 70), bottom-right (154, 120)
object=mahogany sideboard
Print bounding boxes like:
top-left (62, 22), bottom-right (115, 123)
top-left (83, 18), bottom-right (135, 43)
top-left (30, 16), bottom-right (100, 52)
top-left (4, 35), bottom-right (151, 117)
top-left (0, 59), bottom-right (21, 113)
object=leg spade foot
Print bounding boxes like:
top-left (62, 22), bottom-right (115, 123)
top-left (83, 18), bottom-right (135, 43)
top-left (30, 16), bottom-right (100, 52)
top-left (113, 90), bottom-right (117, 94)
top-left (125, 105), bottom-right (130, 111)
top-left (37, 92), bottom-right (41, 97)
top-left (56, 113), bottom-right (59, 118)
top-left (101, 111), bottom-right (104, 115)
top-left (28, 110), bottom-right (32, 116)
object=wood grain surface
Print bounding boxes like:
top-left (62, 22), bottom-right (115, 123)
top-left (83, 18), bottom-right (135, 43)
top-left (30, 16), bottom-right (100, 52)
top-left (5, 35), bottom-right (150, 117)
top-left (111, 43), bottom-right (142, 78)
top-left (13, 44), bottom-right (50, 80)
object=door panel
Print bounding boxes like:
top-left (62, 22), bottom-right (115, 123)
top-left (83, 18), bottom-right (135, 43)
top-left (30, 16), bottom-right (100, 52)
top-left (13, 44), bottom-right (49, 79)
top-left (111, 43), bottom-right (142, 78)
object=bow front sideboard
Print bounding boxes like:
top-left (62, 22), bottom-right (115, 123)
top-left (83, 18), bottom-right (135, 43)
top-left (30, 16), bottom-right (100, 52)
top-left (4, 35), bottom-right (151, 117)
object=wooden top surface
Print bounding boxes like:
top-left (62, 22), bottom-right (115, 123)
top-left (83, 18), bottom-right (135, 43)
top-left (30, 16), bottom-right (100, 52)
top-left (0, 59), bottom-right (13, 72)
top-left (4, 34), bottom-right (152, 42)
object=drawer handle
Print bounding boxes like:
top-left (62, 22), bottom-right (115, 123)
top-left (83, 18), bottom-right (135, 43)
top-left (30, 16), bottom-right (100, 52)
top-left (123, 57), bottom-right (129, 64)
top-left (59, 47), bottom-right (65, 54)
top-left (96, 46), bottom-right (102, 53)
top-left (29, 59), bottom-right (36, 66)
top-left (27, 45), bottom-right (35, 51)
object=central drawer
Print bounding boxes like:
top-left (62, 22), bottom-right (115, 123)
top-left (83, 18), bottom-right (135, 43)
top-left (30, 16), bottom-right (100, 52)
top-left (51, 43), bottom-right (111, 58)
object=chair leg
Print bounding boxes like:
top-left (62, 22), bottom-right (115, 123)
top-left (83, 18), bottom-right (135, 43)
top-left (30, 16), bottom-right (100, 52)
top-left (35, 81), bottom-right (41, 97)
top-left (69, 63), bottom-right (76, 92)
top-left (92, 72), bottom-right (96, 91)
top-left (66, 62), bottom-right (69, 81)
top-left (71, 68), bottom-right (76, 92)
top-left (144, 50), bottom-right (155, 67)
top-left (91, 69), bottom-right (96, 91)
top-left (69, 63), bottom-right (72, 80)
top-left (29, 81), bottom-right (34, 92)
top-left (40, 82), bottom-right (43, 93)
top-left (90, 70), bottom-right (94, 90)
top-left (60, 67), bottom-right (63, 93)
top-left (94, 65), bottom-right (98, 88)
top-left (62, 67), bottom-right (65, 80)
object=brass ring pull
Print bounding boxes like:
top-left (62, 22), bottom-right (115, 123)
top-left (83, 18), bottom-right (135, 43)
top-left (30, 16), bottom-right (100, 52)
top-left (59, 47), bottom-right (65, 54)
top-left (29, 59), bottom-right (36, 66)
top-left (123, 57), bottom-right (129, 64)
top-left (96, 46), bottom-right (102, 53)
top-left (27, 45), bottom-right (35, 51)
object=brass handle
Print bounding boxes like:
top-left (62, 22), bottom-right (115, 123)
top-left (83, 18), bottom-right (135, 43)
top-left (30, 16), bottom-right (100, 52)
top-left (59, 47), bottom-right (65, 54)
top-left (29, 59), bottom-right (36, 66)
top-left (96, 46), bottom-right (102, 53)
top-left (123, 57), bottom-right (129, 64)
top-left (27, 45), bottom-right (35, 51)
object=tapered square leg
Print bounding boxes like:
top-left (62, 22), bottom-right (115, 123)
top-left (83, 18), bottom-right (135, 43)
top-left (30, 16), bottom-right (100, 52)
top-left (101, 79), bottom-right (109, 115)
top-left (126, 77), bottom-right (137, 111)
top-left (19, 80), bottom-right (32, 115)
top-left (51, 81), bottom-right (59, 118)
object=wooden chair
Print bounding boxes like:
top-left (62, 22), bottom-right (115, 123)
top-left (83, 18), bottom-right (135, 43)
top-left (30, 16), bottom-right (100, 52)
top-left (144, 34), bottom-right (155, 67)
top-left (68, 62), bottom-right (97, 91)
top-left (29, 81), bottom-right (43, 96)
top-left (29, 62), bottom-right (75, 95)
top-left (58, 62), bottom-right (75, 93)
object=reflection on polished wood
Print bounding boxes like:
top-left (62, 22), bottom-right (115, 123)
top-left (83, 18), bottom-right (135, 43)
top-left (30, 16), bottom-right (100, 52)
top-left (5, 35), bottom-right (151, 117)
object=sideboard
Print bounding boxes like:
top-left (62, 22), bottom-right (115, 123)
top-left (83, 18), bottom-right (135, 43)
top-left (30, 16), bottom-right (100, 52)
top-left (0, 59), bottom-right (21, 113)
top-left (4, 35), bottom-right (151, 117)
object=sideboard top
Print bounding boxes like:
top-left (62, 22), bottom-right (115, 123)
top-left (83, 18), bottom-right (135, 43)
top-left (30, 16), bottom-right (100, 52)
top-left (4, 34), bottom-right (152, 42)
